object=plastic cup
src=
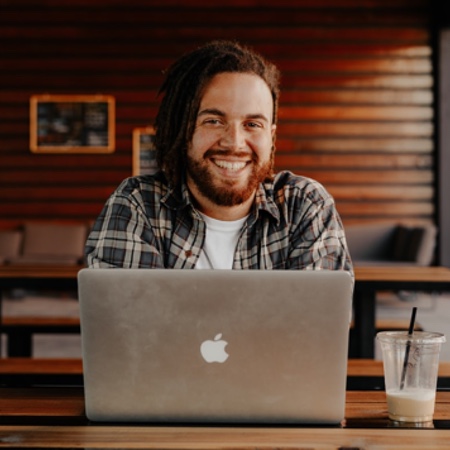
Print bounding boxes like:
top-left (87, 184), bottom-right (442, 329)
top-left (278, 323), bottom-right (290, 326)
top-left (377, 331), bottom-right (446, 424)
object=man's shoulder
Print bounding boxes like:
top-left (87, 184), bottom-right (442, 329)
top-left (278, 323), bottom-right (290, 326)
top-left (270, 171), bottom-right (332, 203)
top-left (115, 172), bottom-right (171, 198)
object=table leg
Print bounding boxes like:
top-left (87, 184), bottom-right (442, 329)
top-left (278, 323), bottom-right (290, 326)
top-left (0, 289), bottom-right (2, 358)
top-left (353, 289), bottom-right (376, 358)
top-left (7, 330), bottom-right (32, 357)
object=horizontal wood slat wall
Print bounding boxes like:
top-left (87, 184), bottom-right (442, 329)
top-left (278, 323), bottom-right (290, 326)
top-left (0, 0), bottom-right (435, 228)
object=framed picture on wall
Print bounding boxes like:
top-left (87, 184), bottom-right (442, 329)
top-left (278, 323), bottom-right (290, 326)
top-left (29, 94), bottom-right (115, 153)
top-left (132, 126), bottom-right (158, 176)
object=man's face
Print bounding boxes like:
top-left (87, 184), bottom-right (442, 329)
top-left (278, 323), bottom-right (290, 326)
top-left (186, 72), bottom-right (276, 219)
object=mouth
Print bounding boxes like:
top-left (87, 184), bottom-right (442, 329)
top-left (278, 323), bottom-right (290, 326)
top-left (212, 159), bottom-right (248, 172)
top-left (206, 149), bottom-right (253, 176)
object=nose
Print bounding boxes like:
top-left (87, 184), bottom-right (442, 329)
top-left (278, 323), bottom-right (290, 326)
top-left (218, 124), bottom-right (246, 150)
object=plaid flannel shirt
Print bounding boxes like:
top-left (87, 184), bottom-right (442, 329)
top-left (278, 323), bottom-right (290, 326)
top-left (85, 171), bottom-right (353, 274)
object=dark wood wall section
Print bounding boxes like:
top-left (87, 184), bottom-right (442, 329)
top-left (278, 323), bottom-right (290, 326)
top-left (0, 0), bottom-right (434, 228)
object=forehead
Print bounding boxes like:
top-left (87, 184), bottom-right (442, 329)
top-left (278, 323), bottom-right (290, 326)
top-left (199, 72), bottom-right (273, 116)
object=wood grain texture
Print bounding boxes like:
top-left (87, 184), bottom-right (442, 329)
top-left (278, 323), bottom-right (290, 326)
top-left (1, 415), bottom-right (450, 448)
top-left (1, 388), bottom-right (450, 448)
top-left (0, 0), bottom-right (435, 226)
top-left (3, 357), bottom-right (450, 378)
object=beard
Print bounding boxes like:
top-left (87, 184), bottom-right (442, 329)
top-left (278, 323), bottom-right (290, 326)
top-left (186, 150), bottom-right (273, 207)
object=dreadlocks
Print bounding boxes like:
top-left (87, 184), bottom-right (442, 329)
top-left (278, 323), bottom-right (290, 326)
top-left (153, 40), bottom-right (280, 188)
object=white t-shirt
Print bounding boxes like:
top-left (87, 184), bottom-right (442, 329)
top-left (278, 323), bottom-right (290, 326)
top-left (195, 212), bottom-right (248, 270)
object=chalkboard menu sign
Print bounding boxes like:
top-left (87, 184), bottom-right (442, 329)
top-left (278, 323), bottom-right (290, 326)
top-left (30, 94), bottom-right (115, 153)
top-left (132, 127), bottom-right (158, 175)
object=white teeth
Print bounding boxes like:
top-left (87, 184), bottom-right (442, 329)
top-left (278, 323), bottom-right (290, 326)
top-left (214, 160), bottom-right (246, 171)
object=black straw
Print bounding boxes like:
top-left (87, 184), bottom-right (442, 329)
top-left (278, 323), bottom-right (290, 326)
top-left (400, 307), bottom-right (418, 390)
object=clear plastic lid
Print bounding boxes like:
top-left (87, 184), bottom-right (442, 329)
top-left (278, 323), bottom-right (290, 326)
top-left (376, 331), bottom-right (446, 345)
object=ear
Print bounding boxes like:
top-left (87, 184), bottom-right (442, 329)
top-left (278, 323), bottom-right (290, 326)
top-left (271, 124), bottom-right (277, 144)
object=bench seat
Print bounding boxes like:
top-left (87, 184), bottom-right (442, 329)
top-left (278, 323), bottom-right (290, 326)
top-left (1, 316), bottom-right (423, 358)
top-left (1, 316), bottom-right (81, 357)
top-left (2, 358), bottom-right (450, 389)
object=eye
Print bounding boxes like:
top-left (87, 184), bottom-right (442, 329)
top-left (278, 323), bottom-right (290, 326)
top-left (204, 118), bottom-right (222, 125)
top-left (245, 121), bottom-right (263, 129)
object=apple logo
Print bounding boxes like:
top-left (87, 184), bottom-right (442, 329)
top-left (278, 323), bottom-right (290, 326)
top-left (200, 333), bottom-right (229, 363)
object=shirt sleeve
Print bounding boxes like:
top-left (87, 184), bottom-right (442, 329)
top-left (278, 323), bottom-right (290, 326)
top-left (85, 187), bottom-right (165, 268)
top-left (287, 183), bottom-right (354, 276)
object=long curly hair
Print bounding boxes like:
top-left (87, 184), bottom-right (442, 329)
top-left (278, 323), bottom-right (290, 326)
top-left (154, 40), bottom-right (280, 188)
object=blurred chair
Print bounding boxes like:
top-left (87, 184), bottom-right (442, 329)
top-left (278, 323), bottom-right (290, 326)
top-left (0, 230), bottom-right (23, 264)
top-left (6, 222), bottom-right (87, 266)
top-left (345, 223), bottom-right (437, 267)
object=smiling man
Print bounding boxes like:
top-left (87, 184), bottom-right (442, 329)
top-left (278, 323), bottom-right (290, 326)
top-left (187, 71), bottom-right (275, 220)
top-left (85, 40), bottom-right (353, 273)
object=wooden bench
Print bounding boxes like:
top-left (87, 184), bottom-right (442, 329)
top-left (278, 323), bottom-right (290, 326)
top-left (1, 315), bottom-right (420, 358)
top-left (1, 316), bottom-right (81, 357)
top-left (347, 359), bottom-right (450, 390)
top-left (0, 316), bottom-right (423, 359)
top-left (2, 358), bottom-right (450, 389)
top-left (348, 319), bottom-right (423, 358)
top-left (0, 357), bottom-right (83, 386)
top-left (350, 319), bottom-right (423, 332)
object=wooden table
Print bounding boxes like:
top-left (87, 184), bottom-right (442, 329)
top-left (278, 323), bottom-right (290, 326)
top-left (353, 266), bottom-right (450, 358)
top-left (0, 265), bottom-right (82, 313)
top-left (0, 264), bottom-right (82, 294)
top-left (1, 388), bottom-right (450, 448)
top-left (0, 265), bottom-right (83, 357)
top-left (3, 358), bottom-right (450, 391)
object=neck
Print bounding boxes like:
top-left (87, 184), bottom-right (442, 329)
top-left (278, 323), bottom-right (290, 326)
top-left (198, 201), bottom-right (253, 221)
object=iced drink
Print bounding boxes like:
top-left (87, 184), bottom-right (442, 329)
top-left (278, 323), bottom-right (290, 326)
top-left (386, 388), bottom-right (435, 422)
top-left (377, 331), bottom-right (445, 424)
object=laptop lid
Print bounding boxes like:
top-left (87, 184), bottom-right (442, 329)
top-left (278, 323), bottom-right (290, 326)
top-left (78, 268), bottom-right (353, 424)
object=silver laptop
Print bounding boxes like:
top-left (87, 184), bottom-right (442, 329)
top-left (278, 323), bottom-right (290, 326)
top-left (78, 268), bottom-right (353, 424)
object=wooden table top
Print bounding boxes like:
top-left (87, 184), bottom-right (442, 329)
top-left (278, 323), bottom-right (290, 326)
top-left (1, 388), bottom-right (450, 448)
top-left (1, 264), bottom-right (450, 282)
top-left (0, 264), bottom-right (84, 279)
top-left (1, 388), bottom-right (450, 422)
top-left (2, 358), bottom-right (450, 377)
top-left (354, 265), bottom-right (450, 283)
top-left (1, 424), bottom-right (450, 449)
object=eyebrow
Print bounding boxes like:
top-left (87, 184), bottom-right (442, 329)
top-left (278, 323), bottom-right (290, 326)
top-left (197, 108), bottom-right (225, 118)
top-left (197, 108), bottom-right (270, 123)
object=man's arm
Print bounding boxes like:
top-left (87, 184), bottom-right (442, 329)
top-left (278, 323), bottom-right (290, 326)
top-left (287, 183), bottom-right (353, 275)
top-left (85, 190), bottom-right (165, 269)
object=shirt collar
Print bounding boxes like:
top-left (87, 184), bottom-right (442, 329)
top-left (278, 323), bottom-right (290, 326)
top-left (250, 180), bottom-right (280, 225)
top-left (160, 176), bottom-right (195, 211)
top-left (161, 177), bottom-right (280, 224)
